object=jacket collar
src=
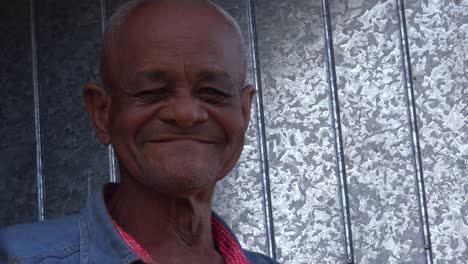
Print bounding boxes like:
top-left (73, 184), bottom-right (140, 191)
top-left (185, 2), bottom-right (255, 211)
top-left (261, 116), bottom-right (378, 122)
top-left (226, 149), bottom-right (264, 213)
top-left (79, 184), bottom-right (141, 264)
top-left (78, 184), bottom-right (249, 264)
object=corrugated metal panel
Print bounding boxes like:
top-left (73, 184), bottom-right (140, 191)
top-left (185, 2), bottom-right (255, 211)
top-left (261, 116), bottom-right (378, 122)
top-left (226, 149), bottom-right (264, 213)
top-left (36, 0), bottom-right (109, 218)
top-left (405, 0), bottom-right (468, 263)
top-left (329, 0), bottom-right (426, 263)
top-left (255, 0), bottom-right (345, 263)
top-left (0, 0), bottom-right (38, 226)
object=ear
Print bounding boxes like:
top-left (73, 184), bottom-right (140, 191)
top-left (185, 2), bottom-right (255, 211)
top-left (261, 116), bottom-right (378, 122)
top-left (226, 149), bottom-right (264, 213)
top-left (240, 84), bottom-right (255, 131)
top-left (83, 83), bottom-right (112, 145)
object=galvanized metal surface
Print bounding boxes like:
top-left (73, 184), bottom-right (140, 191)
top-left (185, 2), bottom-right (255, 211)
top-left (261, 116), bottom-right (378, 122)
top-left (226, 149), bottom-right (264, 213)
top-left (328, 0), bottom-right (427, 263)
top-left (246, 0), bottom-right (277, 259)
top-left (405, 0), bottom-right (468, 263)
top-left (29, 0), bottom-right (45, 222)
top-left (320, 0), bottom-right (354, 262)
top-left (0, 0), bottom-right (38, 227)
top-left (396, 0), bottom-right (433, 263)
top-left (36, 0), bottom-right (109, 219)
top-left (255, 1), bottom-right (345, 263)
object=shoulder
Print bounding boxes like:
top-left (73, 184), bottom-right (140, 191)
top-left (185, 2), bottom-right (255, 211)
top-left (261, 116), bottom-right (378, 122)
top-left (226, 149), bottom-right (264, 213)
top-left (243, 250), bottom-right (280, 264)
top-left (0, 215), bottom-right (81, 263)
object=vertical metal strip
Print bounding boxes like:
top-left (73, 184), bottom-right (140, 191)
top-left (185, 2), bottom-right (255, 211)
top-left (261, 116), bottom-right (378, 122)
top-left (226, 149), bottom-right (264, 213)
top-left (100, 0), bottom-right (107, 34)
top-left (320, 0), bottom-right (354, 263)
top-left (100, 0), bottom-right (117, 183)
top-left (246, 0), bottom-right (276, 259)
top-left (395, 1), bottom-right (433, 263)
top-left (30, 0), bottom-right (45, 221)
top-left (108, 146), bottom-right (117, 182)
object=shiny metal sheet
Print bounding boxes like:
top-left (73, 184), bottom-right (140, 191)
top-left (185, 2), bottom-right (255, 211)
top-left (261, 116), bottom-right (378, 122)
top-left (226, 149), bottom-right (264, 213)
top-left (329, 0), bottom-right (426, 263)
top-left (405, 0), bottom-right (468, 263)
top-left (256, 0), bottom-right (345, 263)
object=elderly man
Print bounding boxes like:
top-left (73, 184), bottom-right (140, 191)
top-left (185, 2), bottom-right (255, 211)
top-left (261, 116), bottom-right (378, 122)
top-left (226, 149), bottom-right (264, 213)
top-left (0, 0), bottom-right (278, 263)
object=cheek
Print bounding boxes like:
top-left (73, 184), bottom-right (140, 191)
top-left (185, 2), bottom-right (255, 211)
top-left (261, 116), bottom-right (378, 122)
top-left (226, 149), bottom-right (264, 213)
top-left (108, 105), bottom-right (157, 182)
top-left (213, 109), bottom-right (246, 148)
top-left (110, 104), bottom-right (156, 144)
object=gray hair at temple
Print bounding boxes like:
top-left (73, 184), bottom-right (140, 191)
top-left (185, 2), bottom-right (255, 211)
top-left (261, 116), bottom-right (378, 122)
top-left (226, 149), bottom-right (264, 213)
top-left (100, 0), bottom-right (247, 89)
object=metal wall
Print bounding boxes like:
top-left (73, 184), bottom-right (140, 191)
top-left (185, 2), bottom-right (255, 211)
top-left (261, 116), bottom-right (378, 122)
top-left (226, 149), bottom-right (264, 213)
top-left (1, 0), bottom-right (467, 263)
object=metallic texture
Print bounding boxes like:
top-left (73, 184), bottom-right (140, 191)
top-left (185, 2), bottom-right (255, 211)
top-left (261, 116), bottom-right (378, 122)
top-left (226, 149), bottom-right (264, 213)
top-left (404, 0), bottom-right (468, 263)
top-left (328, 0), bottom-right (426, 262)
top-left (108, 146), bottom-right (118, 182)
top-left (320, 0), bottom-right (354, 262)
top-left (38, 0), bottom-right (109, 218)
top-left (396, 1), bottom-right (433, 263)
top-left (255, 0), bottom-right (344, 262)
top-left (30, 0), bottom-right (45, 222)
top-left (246, 0), bottom-right (276, 259)
top-left (100, 0), bottom-right (107, 34)
top-left (0, 0), bottom-right (39, 227)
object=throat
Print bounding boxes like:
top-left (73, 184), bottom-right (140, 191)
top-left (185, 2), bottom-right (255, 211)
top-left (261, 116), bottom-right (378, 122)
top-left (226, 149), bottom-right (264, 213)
top-left (174, 220), bottom-right (195, 246)
top-left (106, 183), bottom-right (220, 261)
top-left (167, 199), bottom-right (206, 247)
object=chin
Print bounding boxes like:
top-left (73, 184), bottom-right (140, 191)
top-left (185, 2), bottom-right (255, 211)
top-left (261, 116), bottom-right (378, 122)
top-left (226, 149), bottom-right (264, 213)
top-left (140, 163), bottom-right (221, 195)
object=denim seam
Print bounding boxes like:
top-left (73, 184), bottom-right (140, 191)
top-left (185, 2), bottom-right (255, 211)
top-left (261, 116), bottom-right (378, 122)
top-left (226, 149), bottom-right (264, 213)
top-left (24, 244), bottom-right (80, 264)
top-left (79, 211), bottom-right (89, 264)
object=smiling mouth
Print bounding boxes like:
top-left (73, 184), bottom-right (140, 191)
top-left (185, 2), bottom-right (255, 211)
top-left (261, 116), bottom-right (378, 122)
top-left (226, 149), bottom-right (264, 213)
top-left (147, 136), bottom-right (217, 144)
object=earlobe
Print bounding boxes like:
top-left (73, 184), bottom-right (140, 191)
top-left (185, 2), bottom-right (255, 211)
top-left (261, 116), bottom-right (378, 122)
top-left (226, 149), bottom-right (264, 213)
top-left (241, 84), bottom-right (256, 130)
top-left (83, 83), bottom-right (112, 145)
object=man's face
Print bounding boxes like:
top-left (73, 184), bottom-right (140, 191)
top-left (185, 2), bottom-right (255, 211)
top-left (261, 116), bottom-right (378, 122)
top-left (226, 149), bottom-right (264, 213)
top-left (105, 3), bottom-right (254, 195)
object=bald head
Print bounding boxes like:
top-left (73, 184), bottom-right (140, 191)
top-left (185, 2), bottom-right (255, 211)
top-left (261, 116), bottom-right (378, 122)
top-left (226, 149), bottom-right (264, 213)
top-left (100, 0), bottom-right (247, 90)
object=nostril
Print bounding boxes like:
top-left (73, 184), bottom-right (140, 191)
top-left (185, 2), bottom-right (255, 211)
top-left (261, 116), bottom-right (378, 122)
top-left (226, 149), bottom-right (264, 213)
top-left (159, 97), bottom-right (208, 129)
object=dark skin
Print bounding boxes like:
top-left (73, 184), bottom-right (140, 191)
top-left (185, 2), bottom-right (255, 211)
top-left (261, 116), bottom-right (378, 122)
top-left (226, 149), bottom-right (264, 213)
top-left (83, 1), bottom-right (254, 263)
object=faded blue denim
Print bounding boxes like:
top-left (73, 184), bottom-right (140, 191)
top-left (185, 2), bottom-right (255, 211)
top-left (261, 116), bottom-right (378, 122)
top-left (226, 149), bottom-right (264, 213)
top-left (0, 187), bottom-right (278, 264)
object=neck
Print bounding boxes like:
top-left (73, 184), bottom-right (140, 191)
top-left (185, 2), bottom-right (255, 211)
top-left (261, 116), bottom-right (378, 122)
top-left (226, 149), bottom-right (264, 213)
top-left (107, 174), bottom-right (223, 263)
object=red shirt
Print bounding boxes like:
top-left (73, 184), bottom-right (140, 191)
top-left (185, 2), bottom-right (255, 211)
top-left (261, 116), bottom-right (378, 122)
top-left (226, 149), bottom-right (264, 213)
top-left (112, 215), bottom-right (250, 264)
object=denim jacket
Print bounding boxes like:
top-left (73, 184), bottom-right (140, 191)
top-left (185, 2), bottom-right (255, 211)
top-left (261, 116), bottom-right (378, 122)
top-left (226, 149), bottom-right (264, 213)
top-left (0, 189), bottom-right (278, 264)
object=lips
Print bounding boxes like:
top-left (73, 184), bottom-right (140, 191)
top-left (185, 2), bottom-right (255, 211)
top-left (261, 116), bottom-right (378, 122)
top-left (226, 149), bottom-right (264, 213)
top-left (146, 135), bottom-right (218, 144)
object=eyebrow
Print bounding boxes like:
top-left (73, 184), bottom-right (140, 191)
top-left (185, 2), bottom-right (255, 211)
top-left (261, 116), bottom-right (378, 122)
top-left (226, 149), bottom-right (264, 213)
top-left (124, 70), bottom-right (168, 93)
top-left (198, 71), bottom-right (233, 86)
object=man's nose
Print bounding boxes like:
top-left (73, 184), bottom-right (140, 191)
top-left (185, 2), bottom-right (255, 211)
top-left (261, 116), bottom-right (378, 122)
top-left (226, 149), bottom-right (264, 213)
top-left (158, 95), bottom-right (209, 128)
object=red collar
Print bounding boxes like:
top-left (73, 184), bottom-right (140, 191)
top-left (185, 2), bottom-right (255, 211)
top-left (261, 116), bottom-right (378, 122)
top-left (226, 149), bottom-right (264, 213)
top-left (112, 216), bottom-right (250, 264)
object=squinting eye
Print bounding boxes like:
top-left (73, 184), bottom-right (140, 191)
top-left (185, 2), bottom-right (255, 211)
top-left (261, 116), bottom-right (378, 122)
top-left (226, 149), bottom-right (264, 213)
top-left (132, 88), bottom-right (171, 103)
top-left (197, 88), bottom-right (230, 104)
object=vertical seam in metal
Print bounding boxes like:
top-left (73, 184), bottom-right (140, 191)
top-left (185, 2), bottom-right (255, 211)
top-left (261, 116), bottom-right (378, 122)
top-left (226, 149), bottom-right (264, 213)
top-left (320, 0), bottom-right (354, 263)
top-left (99, 0), bottom-right (107, 35)
top-left (108, 146), bottom-right (117, 182)
top-left (246, 0), bottom-right (276, 259)
top-left (100, 0), bottom-right (117, 183)
top-left (30, 0), bottom-right (45, 221)
top-left (395, 1), bottom-right (433, 263)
